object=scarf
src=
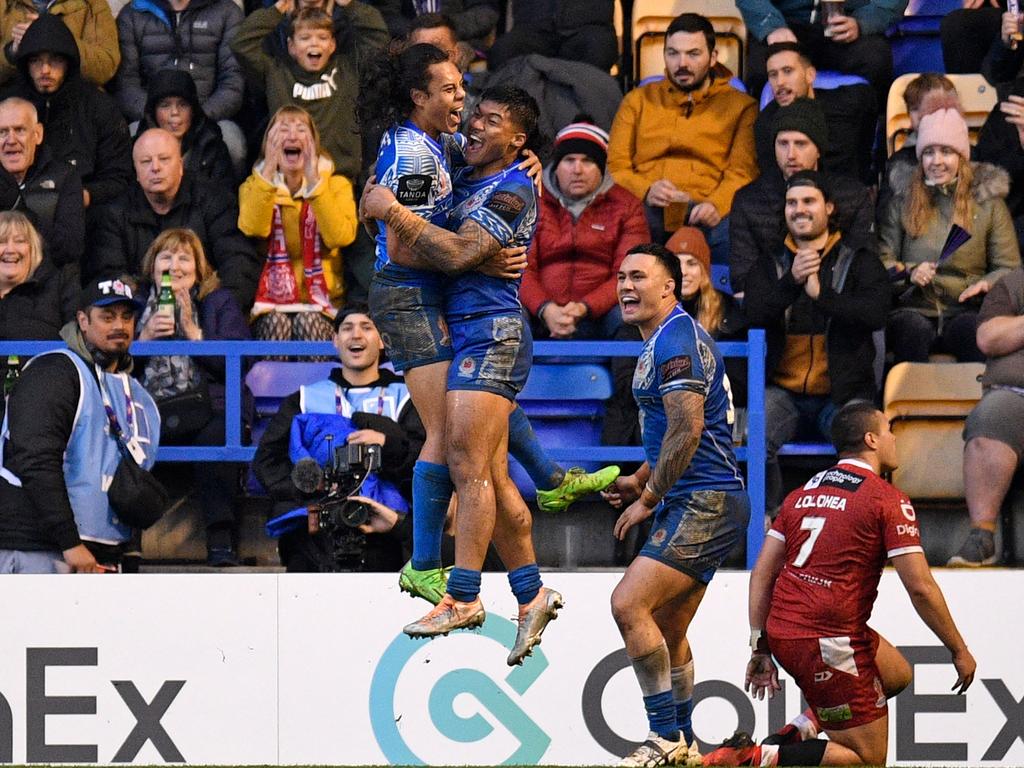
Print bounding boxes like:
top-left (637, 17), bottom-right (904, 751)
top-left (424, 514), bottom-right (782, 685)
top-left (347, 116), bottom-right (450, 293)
top-left (253, 198), bottom-right (334, 317)
top-left (138, 289), bottom-right (203, 400)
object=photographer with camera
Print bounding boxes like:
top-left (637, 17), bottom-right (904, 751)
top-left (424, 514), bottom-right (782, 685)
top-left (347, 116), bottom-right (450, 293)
top-left (253, 303), bottom-right (424, 572)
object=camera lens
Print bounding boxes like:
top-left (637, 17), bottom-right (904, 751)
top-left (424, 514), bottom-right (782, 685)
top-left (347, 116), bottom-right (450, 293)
top-left (338, 500), bottom-right (369, 528)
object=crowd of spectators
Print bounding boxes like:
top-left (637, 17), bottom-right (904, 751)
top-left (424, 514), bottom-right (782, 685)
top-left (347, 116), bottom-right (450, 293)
top-left (2, 0), bottom-right (1024, 570)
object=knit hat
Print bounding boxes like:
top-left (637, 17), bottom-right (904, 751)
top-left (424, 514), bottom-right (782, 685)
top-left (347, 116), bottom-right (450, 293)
top-left (551, 119), bottom-right (609, 174)
top-left (771, 97), bottom-right (829, 153)
top-left (665, 226), bottom-right (711, 277)
top-left (916, 107), bottom-right (970, 161)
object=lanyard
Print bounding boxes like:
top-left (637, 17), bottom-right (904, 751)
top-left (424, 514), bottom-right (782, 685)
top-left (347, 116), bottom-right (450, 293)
top-left (96, 365), bottom-right (135, 441)
top-left (335, 386), bottom-right (386, 417)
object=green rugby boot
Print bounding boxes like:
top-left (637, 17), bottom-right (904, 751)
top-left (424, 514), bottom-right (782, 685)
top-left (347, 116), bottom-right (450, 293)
top-left (398, 561), bottom-right (452, 605)
top-left (535, 465), bottom-right (621, 513)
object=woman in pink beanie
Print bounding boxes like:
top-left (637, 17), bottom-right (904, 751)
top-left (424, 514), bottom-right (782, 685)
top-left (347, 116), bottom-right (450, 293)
top-left (879, 107), bottom-right (1021, 363)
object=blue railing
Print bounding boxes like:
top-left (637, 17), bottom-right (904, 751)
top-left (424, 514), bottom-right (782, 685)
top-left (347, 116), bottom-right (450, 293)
top-left (0, 331), bottom-right (768, 564)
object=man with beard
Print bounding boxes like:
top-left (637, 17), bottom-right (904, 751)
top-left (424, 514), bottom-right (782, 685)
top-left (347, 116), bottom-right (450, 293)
top-left (607, 12), bottom-right (757, 263)
top-left (0, 278), bottom-right (160, 573)
top-left (743, 171), bottom-right (889, 519)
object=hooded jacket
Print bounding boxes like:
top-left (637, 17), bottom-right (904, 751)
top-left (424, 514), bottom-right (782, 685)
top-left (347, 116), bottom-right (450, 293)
top-left (520, 164), bottom-right (649, 320)
top-left (0, 0), bottom-right (119, 85)
top-left (139, 67), bottom-right (234, 184)
top-left (744, 234), bottom-right (890, 405)
top-left (879, 161), bottom-right (1021, 317)
top-left (729, 168), bottom-right (876, 294)
top-left (2, 13), bottom-right (132, 208)
top-left (607, 66), bottom-right (758, 217)
top-left (87, 172), bottom-right (260, 310)
top-left (113, 0), bottom-right (244, 122)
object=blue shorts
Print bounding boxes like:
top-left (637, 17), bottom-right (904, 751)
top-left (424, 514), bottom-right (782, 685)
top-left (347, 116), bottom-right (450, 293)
top-left (448, 312), bottom-right (532, 401)
top-left (639, 489), bottom-right (750, 584)
top-left (368, 265), bottom-right (452, 371)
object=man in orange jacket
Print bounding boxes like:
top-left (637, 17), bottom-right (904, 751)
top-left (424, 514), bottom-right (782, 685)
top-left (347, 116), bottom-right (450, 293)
top-left (608, 12), bottom-right (758, 265)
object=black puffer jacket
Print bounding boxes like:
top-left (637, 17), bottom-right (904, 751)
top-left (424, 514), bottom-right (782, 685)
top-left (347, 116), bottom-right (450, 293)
top-left (113, 0), bottom-right (244, 122)
top-left (729, 169), bottom-right (875, 294)
top-left (744, 236), bottom-right (890, 405)
top-left (0, 144), bottom-right (85, 269)
top-left (87, 173), bottom-right (259, 309)
top-left (1, 13), bottom-right (132, 208)
top-left (0, 257), bottom-right (76, 340)
top-left (139, 67), bottom-right (234, 184)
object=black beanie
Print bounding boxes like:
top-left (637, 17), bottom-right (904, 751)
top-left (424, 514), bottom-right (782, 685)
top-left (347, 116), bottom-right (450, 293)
top-left (771, 97), bottom-right (829, 154)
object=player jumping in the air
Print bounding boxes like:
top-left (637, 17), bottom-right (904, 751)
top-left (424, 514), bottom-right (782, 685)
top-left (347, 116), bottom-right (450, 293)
top-left (358, 48), bottom-right (614, 616)
top-left (363, 86), bottom-right (567, 665)
top-left (602, 243), bottom-right (750, 767)
top-left (704, 401), bottom-right (976, 767)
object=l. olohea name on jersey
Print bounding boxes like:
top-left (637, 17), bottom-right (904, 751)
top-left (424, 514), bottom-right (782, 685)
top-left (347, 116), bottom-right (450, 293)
top-left (795, 493), bottom-right (848, 511)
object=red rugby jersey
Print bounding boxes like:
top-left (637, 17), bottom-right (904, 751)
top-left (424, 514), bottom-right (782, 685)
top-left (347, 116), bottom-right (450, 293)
top-left (766, 459), bottom-right (923, 640)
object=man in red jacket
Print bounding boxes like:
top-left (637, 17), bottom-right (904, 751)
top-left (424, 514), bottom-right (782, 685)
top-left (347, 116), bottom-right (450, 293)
top-left (520, 118), bottom-right (649, 339)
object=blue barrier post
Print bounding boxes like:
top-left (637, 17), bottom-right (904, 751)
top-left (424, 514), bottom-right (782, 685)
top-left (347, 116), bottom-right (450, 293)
top-left (745, 330), bottom-right (767, 567)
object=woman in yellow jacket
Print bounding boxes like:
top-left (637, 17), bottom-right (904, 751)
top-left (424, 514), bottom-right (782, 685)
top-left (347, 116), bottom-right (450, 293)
top-left (239, 105), bottom-right (357, 342)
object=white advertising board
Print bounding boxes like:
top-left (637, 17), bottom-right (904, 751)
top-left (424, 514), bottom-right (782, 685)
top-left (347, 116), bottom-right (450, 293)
top-left (0, 571), bottom-right (1019, 766)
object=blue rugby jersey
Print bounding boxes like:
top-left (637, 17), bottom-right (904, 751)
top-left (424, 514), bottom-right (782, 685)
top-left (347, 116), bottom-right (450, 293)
top-left (373, 120), bottom-right (465, 277)
top-left (444, 162), bottom-right (537, 318)
top-left (633, 305), bottom-right (744, 499)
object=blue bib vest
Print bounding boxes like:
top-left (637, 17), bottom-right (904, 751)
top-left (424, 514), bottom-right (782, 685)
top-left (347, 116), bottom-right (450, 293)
top-left (300, 378), bottom-right (411, 421)
top-left (0, 350), bottom-right (161, 545)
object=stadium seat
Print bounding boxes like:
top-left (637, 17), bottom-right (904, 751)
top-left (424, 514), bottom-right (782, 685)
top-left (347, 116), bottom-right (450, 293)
top-left (758, 71), bottom-right (870, 109)
top-left (882, 362), bottom-right (984, 499)
top-left (887, 16), bottom-right (946, 78)
top-left (632, 0), bottom-right (747, 83)
top-left (711, 263), bottom-right (732, 295)
top-left (886, 72), bottom-right (997, 156)
top-left (243, 361), bottom-right (340, 494)
top-left (905, 0), bottom-right (961, 14)
top-left (511, 363), bottom-right (613, 497)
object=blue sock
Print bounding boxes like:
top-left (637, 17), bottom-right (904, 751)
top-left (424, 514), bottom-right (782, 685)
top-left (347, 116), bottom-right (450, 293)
top-left (507, 563), bottom-right (542, 605)
top-left (643, 690), bottom-right (679, 741)
top-left (446, 567), bottom-right (481, 602)
top-left (676, 699), bottom-right (693, 746)
top-left (507, 405), bottom-right (562, 490)
top-left (411, 461), bottom-right (452, 571)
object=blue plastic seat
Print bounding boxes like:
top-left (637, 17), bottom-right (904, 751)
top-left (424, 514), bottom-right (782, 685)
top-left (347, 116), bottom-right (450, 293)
top-left (887, 17), bottom-right (946, 76)
top-left (244, 360), bottom-right (340, 495)
top-left (512, 363), bottom-right (613, 497)
top-left (711, 263), bottom-right (733, 296)
top-left (759, 71), bottom-right (870, 109)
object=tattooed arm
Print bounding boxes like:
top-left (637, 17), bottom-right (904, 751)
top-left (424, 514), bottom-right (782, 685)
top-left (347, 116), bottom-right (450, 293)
top-left (613, 390), bottom-right (704, 540)
top-left (361, 184), bottom-right (503, 274)
top-left (648, 390), bottom-right (704, 499)
top-left (381, 200), bottom-right (502, 274)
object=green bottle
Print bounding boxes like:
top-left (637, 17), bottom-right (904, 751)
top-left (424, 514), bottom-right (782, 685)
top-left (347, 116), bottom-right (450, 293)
top-left (3, 354), bottom-right (20, 397)
top-left (157, 273), bottom-right (175, 328)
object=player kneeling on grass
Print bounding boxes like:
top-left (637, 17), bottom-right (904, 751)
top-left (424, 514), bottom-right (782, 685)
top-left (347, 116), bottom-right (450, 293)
top-left (704, 401), bottom-right (976, 767)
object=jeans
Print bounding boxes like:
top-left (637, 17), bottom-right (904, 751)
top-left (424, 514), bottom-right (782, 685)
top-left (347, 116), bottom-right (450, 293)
top-left (765, 386), bottom-right (838, 514)
top-left (645, 204), bottom-right (731, 264)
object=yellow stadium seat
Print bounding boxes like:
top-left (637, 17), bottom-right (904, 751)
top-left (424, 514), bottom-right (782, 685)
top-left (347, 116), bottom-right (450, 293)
top-left (632, 0), bottom-right (747, 82)
top-left (882, 362), bottom-right (984, 499)
top-left (886, 72), bottom-right (997, 157)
